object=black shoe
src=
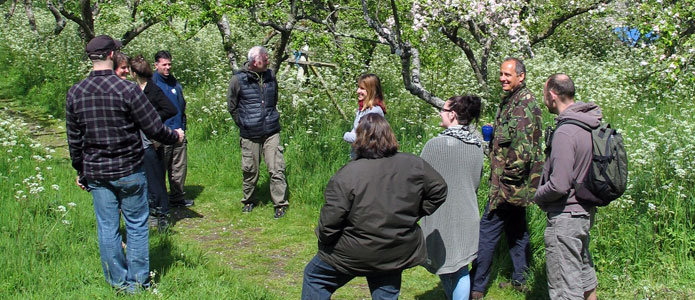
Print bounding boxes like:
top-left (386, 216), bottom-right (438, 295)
top-left (274, 207), bottom-right (286, 219)
top-left (171, 199), bottom-right (194, 208)
top-left (242, 203), bottom-right (255, 213)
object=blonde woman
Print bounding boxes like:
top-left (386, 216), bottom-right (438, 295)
top-left (343, 74), bottom-right (386, 158)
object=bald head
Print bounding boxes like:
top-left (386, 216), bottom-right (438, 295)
top-left (545, 74), bottom-right (575, 102)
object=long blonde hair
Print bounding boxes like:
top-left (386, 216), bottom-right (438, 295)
top-left (357, 73), bottom-right (384, 111)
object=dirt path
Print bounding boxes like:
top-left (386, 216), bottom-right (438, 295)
top-left (0, 99), bottom-right (69, 159)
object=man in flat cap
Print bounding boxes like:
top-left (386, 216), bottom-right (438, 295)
top-left (66, 35), bottom-right (184, 293)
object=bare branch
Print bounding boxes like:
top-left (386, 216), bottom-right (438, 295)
top-left (121, 18), bottom-right (161, 46)
top-left (442, 25), bottom-right (488, 92)
top-left (531, 0), bottom-right (613, 46)
top-left (262, 29), bottom-right (278, 46)
top-left (250, 4), bottom-right (286, 32)
top-left (46, 1), bottom-right (66, 34)
top-left (360, 0), bottom-right (444, 109)
top-left (6, 0), bottom-right (17, 20)
top-left (130, 0), bottom-right (140, 21)
top-left (54, 0), bottom-right (95, 40)
top-left (24, 0), bottom-right (38, 33)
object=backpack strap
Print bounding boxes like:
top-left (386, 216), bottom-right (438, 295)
top-left (554, 119), bottom-right (596, 196)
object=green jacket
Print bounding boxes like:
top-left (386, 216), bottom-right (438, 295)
top-left (488, 84), bottom-right (544, 211)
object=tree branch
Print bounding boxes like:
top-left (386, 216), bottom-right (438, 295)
top-left (130, 0), bottom-right (139, 21)
top-left (46, 0), bottom-right (66, 34)
top-left (121, 18), bottom-right (161, 46)
top-left (5, 0), bottom-right (17, 20)
top-left (442, 25), bottom-right (488, 91)
top-left (531, 0), bottom-right (613, 46)
top-left (54, 0), bottom-right (94, 41)
top-left (360, 0), bottom-right (444, 109)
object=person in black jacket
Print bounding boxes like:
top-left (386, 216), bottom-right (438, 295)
top-left (227, 46), bottom-right (288, 218)
top-left (130, 55), bottom-right (178, 231)
top-left (301, 114), bottom-right (448, 300)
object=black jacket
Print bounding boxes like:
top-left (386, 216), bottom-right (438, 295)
top-left (227, 65), bottom-right (281, 139)
top-left (316, 152), bottom-right (448, 275)
top-left (144, 79), bottom-right (177, 121)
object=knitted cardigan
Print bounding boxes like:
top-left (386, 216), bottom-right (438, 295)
top-left (420, 133), bottom-right (484, 274)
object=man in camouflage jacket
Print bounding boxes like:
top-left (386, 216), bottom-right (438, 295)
top-left (471, 58), bottom-right (544, 299)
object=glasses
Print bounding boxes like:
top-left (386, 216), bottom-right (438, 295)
top-left (439, 107), bottom-right (453, 113)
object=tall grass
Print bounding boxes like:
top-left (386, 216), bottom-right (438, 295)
top-left (2, 4), bottom-right (695, 299)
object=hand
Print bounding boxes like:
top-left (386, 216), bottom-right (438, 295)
top-left (75, 175), bottom-right (86, 190)
top-left (175, 128), bottom-right (185, 144)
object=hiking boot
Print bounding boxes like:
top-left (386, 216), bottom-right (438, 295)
top-left (148, 215), bottom-right (158, 229)
top-left (171, 199), bottom-right (194, 208)
top-left (499, 281), bottom-right (528, 293)
top-left (242, 203), bottom-right (255, 213)
top-left (157, 216), bottom-right (170, 232)
top-left (470, 291), bottom-right (484, 299)
top-left (274, 207), bottom-right (286, 219)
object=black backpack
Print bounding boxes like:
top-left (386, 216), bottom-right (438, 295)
top-left (547, 119), bottom-right (628, 206)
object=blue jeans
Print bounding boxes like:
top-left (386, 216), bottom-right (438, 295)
top-left (143, 146), bottom-right (168, 217)
top-left (440, 266), bottom-right (470, 300)
top-left (88, 169), bottom-right (150, 292)
top-left (471, 202), bottom-right (529, 292)
top-left (301, 255), bottom-right (401, 300)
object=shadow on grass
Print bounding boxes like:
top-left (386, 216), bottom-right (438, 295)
top-left (250, 178), bottom-right (292, 207)
top-left (414, 281), bottom-right (445, 300)
top-left (185, 184), bottom-right (205, 200)
top-left (169, 207), bottom-right (204, 226)
top-left (149, 233), bottom-right (205, 281)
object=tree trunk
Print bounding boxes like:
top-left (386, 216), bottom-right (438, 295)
top-left (215, 14), bottom-right (239, 71)
top-left (272, 30), bottom-right (291, 73)
top-left (23, 0), bottom-right (37, 33)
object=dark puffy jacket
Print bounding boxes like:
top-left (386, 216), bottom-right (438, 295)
top-left (227, 67), bottom-right (281, 139)
top-left (316, 152), bottom-right (448, 275)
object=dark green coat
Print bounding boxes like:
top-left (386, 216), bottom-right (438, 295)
top-left (316, 152), bottom-right (448, 275)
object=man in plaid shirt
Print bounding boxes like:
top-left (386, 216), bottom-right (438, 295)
top-left (65, 35), bottom-right (183, 293)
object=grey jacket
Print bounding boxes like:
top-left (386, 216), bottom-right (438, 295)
top-left (343, 106), bottom-right (384, 143)
top-left (316, 152), bottom-right (447, 275)
top-left (534, 101), bottom-right (603, 213)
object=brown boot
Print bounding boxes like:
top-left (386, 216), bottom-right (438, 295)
top-left (470, 291), bottom-right (484, 299)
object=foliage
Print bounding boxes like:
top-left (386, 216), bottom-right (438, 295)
top-left (624, 0), bottom-right (695, 84)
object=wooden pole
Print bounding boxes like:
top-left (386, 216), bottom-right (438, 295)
top-left (307, 63), bottom-right (348, 121)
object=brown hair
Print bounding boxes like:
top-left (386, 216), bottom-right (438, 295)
top-left (352, 114), bottom-right (398, 159)
top-left (448, 95), bottom-right (482, 125)
top-left (357, 73), bottom-right (385, 111)
top-left (129, 55), bottom-right (154, 79)
top-left (112, 51), bottom-right (129, 70)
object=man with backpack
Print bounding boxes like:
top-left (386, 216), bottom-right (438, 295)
top-left (535, 74), bottom-right (602, 300)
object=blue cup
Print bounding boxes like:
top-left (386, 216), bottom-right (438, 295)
top-left (482, 125), bottom-right (493, 142)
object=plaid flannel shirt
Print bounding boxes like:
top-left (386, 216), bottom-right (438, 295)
top-left (66, 69), bottom-right (179, 180)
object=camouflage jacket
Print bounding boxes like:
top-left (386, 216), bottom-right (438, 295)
top-left (488, 84), bottom-right (544, 211)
